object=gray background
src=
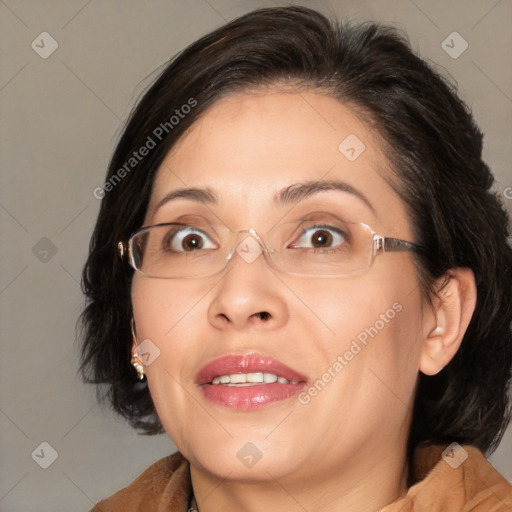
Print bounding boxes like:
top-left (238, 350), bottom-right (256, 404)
top-left (1, 0), bottom-right (511, 510)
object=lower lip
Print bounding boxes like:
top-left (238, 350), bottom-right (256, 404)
top-left (200, 382), bottom-right (306, 410)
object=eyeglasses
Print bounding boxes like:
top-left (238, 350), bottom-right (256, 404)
top-left (118, 211), bottom-right (423, 279)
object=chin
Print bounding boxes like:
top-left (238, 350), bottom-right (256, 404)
top-left (184, 431), bottom-right (305, 481)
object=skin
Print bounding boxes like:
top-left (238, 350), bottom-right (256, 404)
top-left (130, 90), bottom-right (476, 512)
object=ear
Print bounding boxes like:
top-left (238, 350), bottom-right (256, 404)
top-left (419, 268), bottom-right (477, 376)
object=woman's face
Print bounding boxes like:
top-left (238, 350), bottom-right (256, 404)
top-left (131, 90), bottom-right (428, 486)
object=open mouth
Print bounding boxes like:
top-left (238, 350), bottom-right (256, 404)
top-left (209, 372), bottom-right (299, 386)
top-left (196, 354), bottom-right (307, 409)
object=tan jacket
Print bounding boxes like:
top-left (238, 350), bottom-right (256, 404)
top-left (90, 444), bottom-right (512, 511)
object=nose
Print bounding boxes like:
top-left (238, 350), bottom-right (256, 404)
top-left (207, 231), bottom-right (289, 331)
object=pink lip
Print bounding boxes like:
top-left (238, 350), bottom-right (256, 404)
top-left (196, 354), bottom-right (308, 410)
top-left (196, 354), bottom-right (307, 385)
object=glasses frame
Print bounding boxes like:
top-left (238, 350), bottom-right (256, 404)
top-left (118, 220), bottom-right (423, 279)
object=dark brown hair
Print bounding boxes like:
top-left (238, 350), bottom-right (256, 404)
top-left (79, 6), bottom-right (512, 458)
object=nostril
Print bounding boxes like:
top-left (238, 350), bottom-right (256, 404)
top-left (254, 311), bottom-right (271, 320)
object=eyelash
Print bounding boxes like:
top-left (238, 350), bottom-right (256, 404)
top-left (290, 225), bottom-right (347, 251)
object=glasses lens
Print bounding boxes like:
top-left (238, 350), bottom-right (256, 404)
top-left (130, 223), bottom-right (228, 278)
top-left (129, 214), bottom-right (375, 278)
top-left (267, 213), bottom-right (374, 277)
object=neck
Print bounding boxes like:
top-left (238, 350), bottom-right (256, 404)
top-left (189, 446), bottom-right (409, 512)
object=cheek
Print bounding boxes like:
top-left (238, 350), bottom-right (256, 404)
top-left (130, 277), bottom-right (207, 440)
top-left (299, 275), bottom-right (420, 347)
top-left (131, 277), bottom-right (203, 340)
top-left (300, 268), bottom-right (424, 397)
top-left (313, 282), bottom-right (423, 418)
top-left (130, 277), bottom-right (209, 397)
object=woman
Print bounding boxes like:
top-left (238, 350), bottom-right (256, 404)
top-left (80, 6), bottom-right (512, 511)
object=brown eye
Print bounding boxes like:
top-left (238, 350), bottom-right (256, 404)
top-left (291, 225), bottom-right (346, 250)
top-left (310, 229), bottom-right (333, 248)
top-left (181, 233), bottom-right (203, 251)
top-left (162, 226), bottom-right (216, 253)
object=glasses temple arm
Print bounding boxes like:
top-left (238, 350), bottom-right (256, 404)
top-left (376, 236), bottom-right (424, 254)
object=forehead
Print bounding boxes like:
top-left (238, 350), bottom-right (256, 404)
top-left (155, 89), bottom-right (380, 183)
top-left (147, 90), bottom-right (410, 235)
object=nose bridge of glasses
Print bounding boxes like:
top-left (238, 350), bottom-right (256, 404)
top-left (227, 228), bottom-right (271, 265)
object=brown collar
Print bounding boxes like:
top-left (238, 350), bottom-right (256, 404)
top-left (91, 444), bottom-right (512, 511)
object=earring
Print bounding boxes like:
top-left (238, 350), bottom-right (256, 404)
top-left (131, 354), bottom-right (145, 380)
top-left (131, 319), bottom-right (145, 380)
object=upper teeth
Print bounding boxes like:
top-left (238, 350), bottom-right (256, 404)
top-left (211, 373), bottom-right (297, 385)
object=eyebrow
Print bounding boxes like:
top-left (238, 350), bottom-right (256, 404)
top-left (153, 179), bottom-right (375, 214)
top-left (274, 180), bottom-right (375, 212)
top-left (155, 187), bottom-right (218, 211)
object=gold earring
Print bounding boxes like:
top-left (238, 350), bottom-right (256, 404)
top-left (131, 319), bottom-right (145, 380)
top-left (131, 354), bottom-right (145, 380)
